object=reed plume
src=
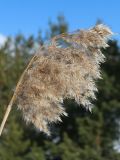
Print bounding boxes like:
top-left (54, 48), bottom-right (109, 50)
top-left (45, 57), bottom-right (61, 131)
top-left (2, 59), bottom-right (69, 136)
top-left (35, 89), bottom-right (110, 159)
top-left (0, 24), bottom-right (113, 135)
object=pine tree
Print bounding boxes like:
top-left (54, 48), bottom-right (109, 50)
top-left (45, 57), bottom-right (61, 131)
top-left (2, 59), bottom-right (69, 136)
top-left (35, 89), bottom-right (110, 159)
top-left (0, 16), bottom-right (120, 160)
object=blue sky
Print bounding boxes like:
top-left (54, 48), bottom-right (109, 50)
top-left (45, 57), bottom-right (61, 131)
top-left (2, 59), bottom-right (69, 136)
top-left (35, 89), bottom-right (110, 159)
top-left (0, 0), bottom-right (119, 40)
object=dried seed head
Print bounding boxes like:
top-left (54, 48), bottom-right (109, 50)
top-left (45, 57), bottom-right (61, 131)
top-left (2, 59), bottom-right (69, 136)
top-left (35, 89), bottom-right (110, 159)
top-left (16, 24), bottom-right (113, 135)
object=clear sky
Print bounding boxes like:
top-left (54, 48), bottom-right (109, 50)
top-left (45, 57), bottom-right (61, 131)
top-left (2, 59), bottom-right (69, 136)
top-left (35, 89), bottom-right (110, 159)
top-left (0, 0), bottom-right (119, 40)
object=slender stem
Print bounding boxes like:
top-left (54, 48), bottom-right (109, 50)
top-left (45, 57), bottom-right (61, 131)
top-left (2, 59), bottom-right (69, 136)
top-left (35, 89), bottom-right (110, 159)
top-left (0, 95), bottom-right (15, 136)
top-left (0, 55), bottom-right (36, 136)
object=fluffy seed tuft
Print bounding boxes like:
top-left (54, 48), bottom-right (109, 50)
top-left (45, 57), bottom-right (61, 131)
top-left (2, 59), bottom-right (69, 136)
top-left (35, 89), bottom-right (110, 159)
top-left (16, 25), bottom-right (113, 135)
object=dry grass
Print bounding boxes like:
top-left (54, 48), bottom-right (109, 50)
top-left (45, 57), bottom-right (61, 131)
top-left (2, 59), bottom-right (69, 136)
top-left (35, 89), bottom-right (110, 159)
top-left (0, 24), bottom-right (113, 135)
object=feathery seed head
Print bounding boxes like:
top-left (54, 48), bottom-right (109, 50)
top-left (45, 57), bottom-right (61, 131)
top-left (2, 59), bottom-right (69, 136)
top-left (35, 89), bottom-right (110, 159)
top-left (16, 25), bottom-right (113, 135)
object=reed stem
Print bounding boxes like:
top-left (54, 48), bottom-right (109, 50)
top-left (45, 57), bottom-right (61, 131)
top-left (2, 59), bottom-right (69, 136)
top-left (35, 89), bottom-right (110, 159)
top-left (0, 55), bottom-right (36, 136)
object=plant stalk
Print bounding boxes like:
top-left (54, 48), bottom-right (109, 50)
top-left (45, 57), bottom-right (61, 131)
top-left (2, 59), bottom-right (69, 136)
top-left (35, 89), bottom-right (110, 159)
top-left (0, 55), bottom-right (36, 136)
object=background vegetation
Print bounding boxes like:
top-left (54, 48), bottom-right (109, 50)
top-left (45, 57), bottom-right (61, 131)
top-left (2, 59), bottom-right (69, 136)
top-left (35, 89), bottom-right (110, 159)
top-left (0, 16), bottom-right (120, 160)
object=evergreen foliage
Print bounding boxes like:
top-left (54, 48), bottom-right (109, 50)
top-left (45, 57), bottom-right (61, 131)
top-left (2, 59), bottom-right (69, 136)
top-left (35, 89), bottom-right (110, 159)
top-left (0, 16), bottom-right (120, 159)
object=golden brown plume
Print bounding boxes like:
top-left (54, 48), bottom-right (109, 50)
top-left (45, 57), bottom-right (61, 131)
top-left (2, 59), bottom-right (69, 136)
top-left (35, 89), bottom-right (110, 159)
top-left (0, 24), bottom-right (113, 135)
